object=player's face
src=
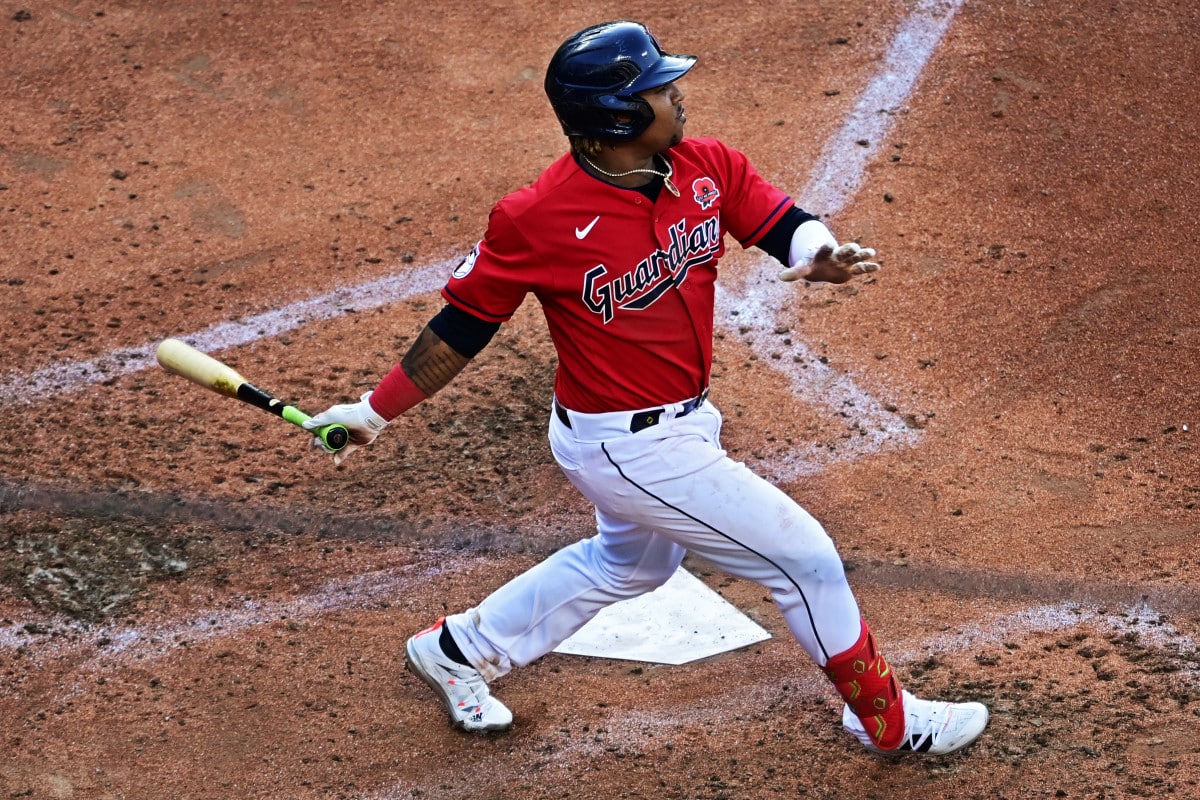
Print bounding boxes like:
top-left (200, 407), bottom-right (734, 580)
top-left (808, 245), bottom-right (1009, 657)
top-left (637, 81), bottom-right (686, 150)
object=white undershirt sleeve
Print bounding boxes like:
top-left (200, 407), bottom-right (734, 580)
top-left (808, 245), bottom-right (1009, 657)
top-left (781, 219), bottom-right (838, 280)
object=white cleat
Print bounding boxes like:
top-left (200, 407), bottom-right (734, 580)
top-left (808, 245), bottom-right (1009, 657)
top-left (404, 619), bottom-right (514, 732)
top-left (842, 690), bottom-right (989, 755)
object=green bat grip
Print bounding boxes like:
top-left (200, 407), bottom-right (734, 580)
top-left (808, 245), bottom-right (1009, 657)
top-left (233, 381), bottom-right (349, 452)
top-left (281, 406), bottom-right (350, 451)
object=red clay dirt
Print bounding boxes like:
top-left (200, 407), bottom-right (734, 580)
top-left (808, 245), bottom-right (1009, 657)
top-left (2, 2), bottom-right (1198, 799)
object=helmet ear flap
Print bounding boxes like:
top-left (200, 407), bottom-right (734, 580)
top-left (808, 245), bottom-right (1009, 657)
top-left (594, 93), bottom-right (655, 137)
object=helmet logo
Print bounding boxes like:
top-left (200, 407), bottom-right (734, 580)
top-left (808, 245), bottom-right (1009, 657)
top-left (692, 177), bottom-right (720, 210)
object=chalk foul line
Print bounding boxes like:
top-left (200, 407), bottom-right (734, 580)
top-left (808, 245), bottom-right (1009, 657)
top-left (0, 259), bottom-right (454, 406)
top-left (714, 0), bottom-right (965, 477)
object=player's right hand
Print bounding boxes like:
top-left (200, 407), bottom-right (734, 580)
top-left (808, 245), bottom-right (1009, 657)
top-left (303, 391), bottom-right (389, 465)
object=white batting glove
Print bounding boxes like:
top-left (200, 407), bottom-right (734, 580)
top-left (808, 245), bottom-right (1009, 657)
top-left (302, 391), bottom-right (388, 465)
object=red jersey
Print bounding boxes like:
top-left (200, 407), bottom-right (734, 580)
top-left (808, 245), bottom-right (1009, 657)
top-left (441, 137), bottom-right (791, 413)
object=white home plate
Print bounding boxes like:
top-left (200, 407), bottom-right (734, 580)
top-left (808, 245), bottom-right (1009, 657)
top-left (552, 567), bottom-right (772, 664)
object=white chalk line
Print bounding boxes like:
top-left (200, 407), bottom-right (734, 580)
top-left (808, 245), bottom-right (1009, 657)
top-left (0, 259), bottom-right (455, 405)
top-left (801, 0), bottom-right (964, 219)
top-left (715, 0), bottom-right (965, 478)
top-left (356, 599), bottom-right (1196, 799)
top-left (5, 563), bottom-right (1194, 727)
top-left (1, 558), bottom-right (478, 705)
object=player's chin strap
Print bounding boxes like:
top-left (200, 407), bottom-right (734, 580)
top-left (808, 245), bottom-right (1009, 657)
top-left (822, 618), bottom-right (907, 751)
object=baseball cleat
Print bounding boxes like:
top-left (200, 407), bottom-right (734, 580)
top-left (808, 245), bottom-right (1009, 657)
top-left (842, 690), bottom-right (988, 755)
top-left (404, 619), bottom-right (513, 733)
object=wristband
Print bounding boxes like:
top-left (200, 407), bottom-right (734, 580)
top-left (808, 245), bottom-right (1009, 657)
top-left (368, 364), bottom-right (429, 420)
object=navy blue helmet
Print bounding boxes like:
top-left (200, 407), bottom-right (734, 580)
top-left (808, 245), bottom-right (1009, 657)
top-left (544, 21), bottom-right (697, 140)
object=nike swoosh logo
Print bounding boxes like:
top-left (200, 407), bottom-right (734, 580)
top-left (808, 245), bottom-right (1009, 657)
top-left (575, 215), bottom-right (600, 239)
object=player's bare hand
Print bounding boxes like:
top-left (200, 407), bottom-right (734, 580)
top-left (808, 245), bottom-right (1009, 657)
top-left (780, 243), bottom-right (880, 284)
top-left (303, 391), bottom-right (388, 465)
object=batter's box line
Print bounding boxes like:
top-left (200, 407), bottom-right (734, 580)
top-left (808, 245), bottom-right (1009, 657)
top-left (715, 275), bottom-right (921, 481)
top-left (0, 557), bottom-right (477, 706)
top-left (5, 553), bottom-right (1197, 678)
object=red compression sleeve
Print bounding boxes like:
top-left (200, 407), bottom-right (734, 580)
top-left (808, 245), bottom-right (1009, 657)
top-left (368, 364), bottom-right (429, 420)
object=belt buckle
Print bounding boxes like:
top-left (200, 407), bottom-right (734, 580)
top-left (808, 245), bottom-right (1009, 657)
top-left (624, 390), bottom-right (709, 434)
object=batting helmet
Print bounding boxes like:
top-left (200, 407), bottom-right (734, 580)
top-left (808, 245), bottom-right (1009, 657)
top-left (544, 21), bottom-right (697, 141)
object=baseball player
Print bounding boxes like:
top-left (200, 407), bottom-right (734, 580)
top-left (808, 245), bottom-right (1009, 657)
top-left (305, 20), bottom-right (989, 755)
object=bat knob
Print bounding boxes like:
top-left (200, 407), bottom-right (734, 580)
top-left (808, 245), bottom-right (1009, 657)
top-left (322, 425), bottom-right (350, 451)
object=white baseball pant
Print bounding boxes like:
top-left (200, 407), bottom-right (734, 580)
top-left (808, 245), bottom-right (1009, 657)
top-left (445, 398), bottom-right (863, 682)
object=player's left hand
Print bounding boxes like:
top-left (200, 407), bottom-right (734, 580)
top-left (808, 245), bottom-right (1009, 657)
top-left (780, 243), bottom-right (880, 284)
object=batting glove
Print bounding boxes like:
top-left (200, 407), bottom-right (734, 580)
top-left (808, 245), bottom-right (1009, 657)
top-left (303, 391), bottom-right (388, 465)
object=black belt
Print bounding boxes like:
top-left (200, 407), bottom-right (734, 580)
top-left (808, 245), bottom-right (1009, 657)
top-left (555, 390), bottom-right (709, 434)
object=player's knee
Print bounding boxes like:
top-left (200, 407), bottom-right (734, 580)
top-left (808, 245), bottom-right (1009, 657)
top-left (607, 560), bottom-right (677, 593)
top-left (582, 537), bottom-right (680, 594)
top-left (774, 535), bottom-right (847, 585)
top-left (809, 545), bottom-right (850, 584)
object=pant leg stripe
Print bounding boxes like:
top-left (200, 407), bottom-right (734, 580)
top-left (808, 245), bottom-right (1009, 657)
top-left (600, 442), bottom-right (832, 662)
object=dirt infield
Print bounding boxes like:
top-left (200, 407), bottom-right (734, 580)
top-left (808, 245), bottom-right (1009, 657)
top-left (2, 2), bottom-right (1198, 798)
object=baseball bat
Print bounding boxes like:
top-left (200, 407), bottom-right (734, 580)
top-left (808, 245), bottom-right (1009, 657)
top-left (155, 338), bottom-right (349, 452)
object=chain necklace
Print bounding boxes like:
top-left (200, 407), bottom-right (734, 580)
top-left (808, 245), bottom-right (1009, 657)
top-left (580, 153), bottom-right (680, 197)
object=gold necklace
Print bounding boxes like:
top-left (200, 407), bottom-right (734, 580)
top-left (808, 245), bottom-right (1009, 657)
top-left (581, 153), bottom-right (680, 197)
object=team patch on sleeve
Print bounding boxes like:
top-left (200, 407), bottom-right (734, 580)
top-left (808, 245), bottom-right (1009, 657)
top-left (451, 244), bottom-right (480, 279)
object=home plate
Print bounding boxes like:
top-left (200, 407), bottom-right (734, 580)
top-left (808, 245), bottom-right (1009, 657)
top-left (552, 567), bottom-right (772, 664)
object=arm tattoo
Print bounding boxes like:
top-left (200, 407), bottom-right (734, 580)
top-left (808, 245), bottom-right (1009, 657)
top-left (400, 325), bottom-right (473, 396)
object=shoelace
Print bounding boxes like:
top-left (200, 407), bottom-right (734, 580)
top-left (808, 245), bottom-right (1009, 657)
top-left (898, 702), bottom-right (950, 752)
